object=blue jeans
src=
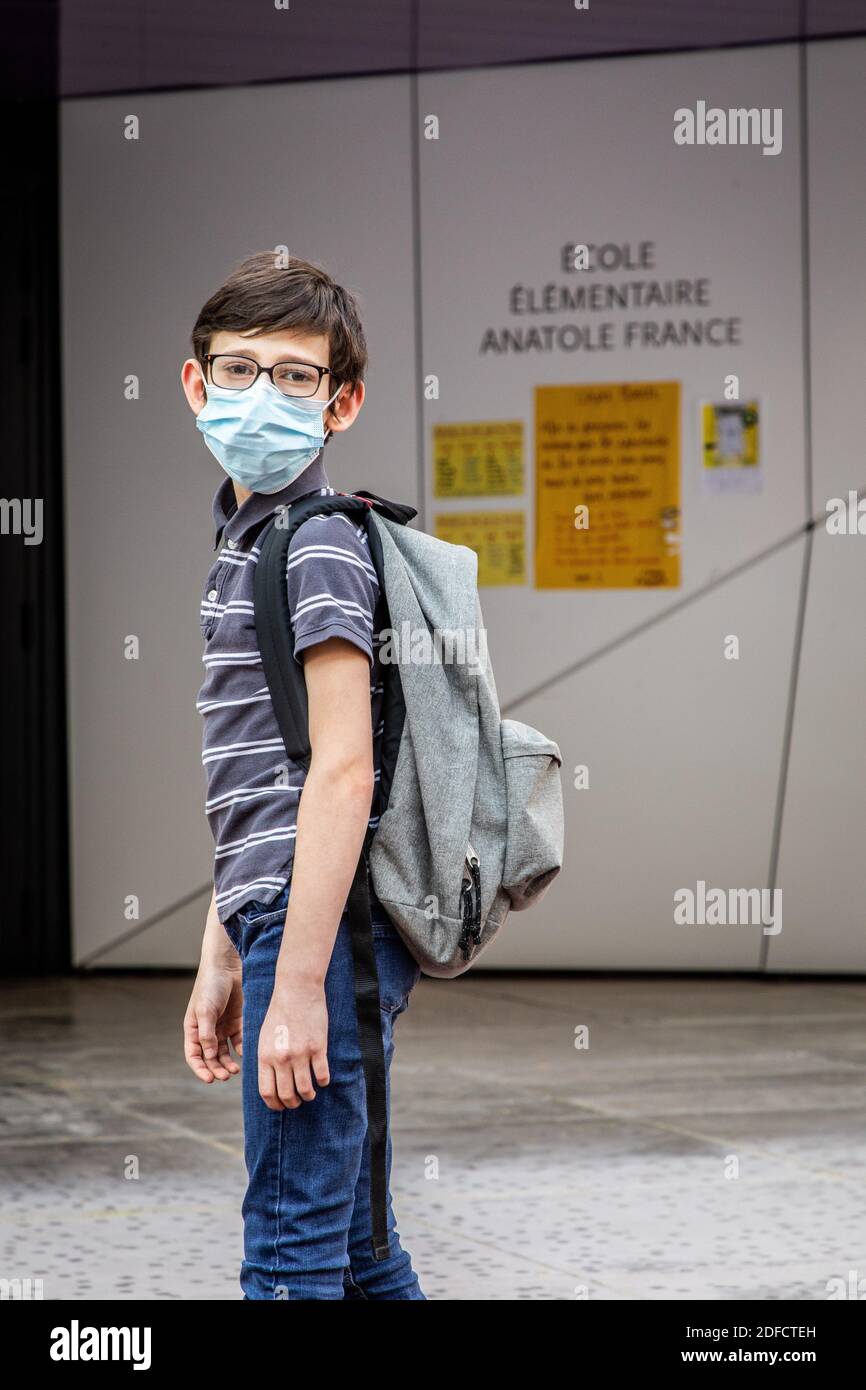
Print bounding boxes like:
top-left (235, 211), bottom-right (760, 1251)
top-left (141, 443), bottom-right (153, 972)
top-left (223, 881), bottom-right (426, 1300)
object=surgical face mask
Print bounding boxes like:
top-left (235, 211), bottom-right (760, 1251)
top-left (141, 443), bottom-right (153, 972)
top-left (195, 373), bottom-right (343, 494)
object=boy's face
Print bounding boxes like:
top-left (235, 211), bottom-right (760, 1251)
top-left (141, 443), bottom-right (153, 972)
top-left (181, 327), bottom-right (364, 437)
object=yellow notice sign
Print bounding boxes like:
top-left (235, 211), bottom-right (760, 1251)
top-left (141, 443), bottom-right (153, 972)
top-left (434, 510), bottom-right (526, 586)
top-left (433, 421), bottom-right (524, 497)
top-left (535, 381), bottom-right (680, 589)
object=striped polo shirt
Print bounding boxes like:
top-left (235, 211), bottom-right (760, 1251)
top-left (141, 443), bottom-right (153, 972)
top-left (197, 456), bottom-right (385, 922)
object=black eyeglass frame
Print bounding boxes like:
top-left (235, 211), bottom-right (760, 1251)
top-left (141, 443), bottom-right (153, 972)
top-left (203, 352), bottom-right (342, 397)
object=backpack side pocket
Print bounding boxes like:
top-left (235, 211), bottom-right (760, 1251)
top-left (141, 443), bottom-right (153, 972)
top-left (500, 718), bottom-right (564, 910)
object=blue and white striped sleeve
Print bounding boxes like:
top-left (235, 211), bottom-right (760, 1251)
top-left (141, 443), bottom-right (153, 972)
top-left (285, 513), bottom-right (380, 667)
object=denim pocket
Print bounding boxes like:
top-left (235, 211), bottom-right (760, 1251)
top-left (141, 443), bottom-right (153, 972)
top-left (238, 904), bottom-right (288, 929)
top-left (374, 933), bottom-right (422, 1016)
top-left (236, 886), bottom-right (290, 927)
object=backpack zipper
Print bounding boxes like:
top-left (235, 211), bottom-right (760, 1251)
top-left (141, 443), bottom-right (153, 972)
top-left (458, 843), bottom-right (482, 961)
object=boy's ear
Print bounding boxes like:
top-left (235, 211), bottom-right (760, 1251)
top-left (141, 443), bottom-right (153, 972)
top-left (181, 358), bottom-right (208, 416)
top-left (326, 380), bottom-right (364, 436)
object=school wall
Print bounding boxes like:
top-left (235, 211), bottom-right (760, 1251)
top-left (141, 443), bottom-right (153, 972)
top-left (60, 38), bottom-right (866, 970)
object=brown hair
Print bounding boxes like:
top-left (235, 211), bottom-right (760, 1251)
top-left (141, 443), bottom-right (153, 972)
top-left (191, 251), bottom-right (368, 398)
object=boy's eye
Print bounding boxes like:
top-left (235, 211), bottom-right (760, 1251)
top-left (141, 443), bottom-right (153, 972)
top-left (211, 357), bottom-right (259, 387)
top-left (274, 364), bottom-right (318, 387)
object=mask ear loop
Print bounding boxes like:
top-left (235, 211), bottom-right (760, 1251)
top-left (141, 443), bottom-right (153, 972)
top-left (323, 380), bottom-right (345, 440)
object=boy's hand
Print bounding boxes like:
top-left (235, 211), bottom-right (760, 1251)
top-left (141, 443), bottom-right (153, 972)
top-left (184, 957), bottom-right (244, 1083)
top-left (258, 973), bottom-right (330, 1110)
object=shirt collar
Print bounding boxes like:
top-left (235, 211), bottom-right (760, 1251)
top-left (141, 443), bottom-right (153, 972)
top-left (212, 455), bottom-right (331, 551)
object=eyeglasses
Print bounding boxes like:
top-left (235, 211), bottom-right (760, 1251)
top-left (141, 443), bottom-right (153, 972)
top-left (204, 353), bottom-right (340, 399)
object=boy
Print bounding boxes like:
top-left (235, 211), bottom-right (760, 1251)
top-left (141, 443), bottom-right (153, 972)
top-left (180, 252), bottom-right (426, 1301)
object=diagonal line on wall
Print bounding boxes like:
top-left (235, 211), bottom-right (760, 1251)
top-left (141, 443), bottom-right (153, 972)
top-left (78, 881), bottom-right (212, 969)
top-left (501, 517), bottom-right (816, 716)
top-left (763, 530), bottom-right (813, 971)
top-left (501, 461), bottom-right (863, 717)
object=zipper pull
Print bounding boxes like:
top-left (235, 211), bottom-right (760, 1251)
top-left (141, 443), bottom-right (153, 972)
top-left (458, 844), bottom-right (482, 959)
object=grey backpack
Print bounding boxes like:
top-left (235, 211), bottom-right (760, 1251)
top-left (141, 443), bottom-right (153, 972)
top-left (254, 488), bottom-right (564, 1258)
top-left (366, 503), bottom-right (565, 977)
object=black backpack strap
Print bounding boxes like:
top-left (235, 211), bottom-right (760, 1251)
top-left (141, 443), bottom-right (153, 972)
top-left (347, 828), bottom-right (392, 1261)
top-left (353, 490), bottom-right (417, 526)
top-left (254, 491), bottom-right (379, 765)
top-left (254, 489), bottom-right (412, 789)
top-left (254, 515), bottom-right (311, 767)
top-left (253, 490), bottom-right (410, 1262)
top-left (361, 506), bottom-right (407, 816)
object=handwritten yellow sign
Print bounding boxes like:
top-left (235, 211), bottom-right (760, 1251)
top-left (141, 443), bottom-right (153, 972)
top-left (433, 421), bottom-right (524, 497)
top-left (434, 510), bottom-right (526, 586)
top-left (535, 381), bottom-right (680, 589)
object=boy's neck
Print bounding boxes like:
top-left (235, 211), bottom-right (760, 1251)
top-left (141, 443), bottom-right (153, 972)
top-left (229, 455), bottom-right (330, 515)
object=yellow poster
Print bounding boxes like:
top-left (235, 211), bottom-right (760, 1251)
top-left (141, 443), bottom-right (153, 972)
top-left (434, 510), bottom-right (526, 586)
top-left (535, 381), bottom-right (681, 589)
top-left (433, 421), bottom-right (524, 497)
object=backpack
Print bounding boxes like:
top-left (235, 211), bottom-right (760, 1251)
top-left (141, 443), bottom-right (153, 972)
top-left (254, 488), bottom-right (565, 1259)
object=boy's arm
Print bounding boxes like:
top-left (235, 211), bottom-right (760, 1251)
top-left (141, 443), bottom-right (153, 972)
top-left (183, 887), bottom-right (243, 1086)
top-left (200, 885), bottom-right (236, 963)
top-left (256, 512), bottom-right (379, 1111)
top-left (256, 633), bottom-right (374, 1111)
top-left (274, 634), bottom-right (375, 986)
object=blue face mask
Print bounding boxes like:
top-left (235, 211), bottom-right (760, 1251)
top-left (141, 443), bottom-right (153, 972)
top-left (195, 374), bottom-right (343, 494)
